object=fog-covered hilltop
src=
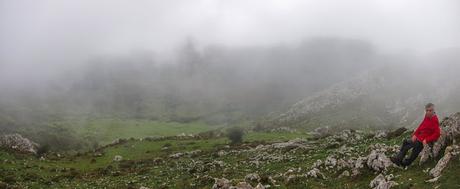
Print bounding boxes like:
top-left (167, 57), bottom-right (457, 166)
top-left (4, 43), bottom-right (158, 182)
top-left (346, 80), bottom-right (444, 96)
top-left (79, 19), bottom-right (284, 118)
top-left (268, 48), bottom-right (460, 131)
top-left (0, 38), bottom-right (376, 129)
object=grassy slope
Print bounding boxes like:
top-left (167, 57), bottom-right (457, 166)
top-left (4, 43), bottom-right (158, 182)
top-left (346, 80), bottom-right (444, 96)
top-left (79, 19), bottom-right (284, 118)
top-left (53, 118), bottom-right (221, 146)
top-left (1, 131), bottom-right (459, 188)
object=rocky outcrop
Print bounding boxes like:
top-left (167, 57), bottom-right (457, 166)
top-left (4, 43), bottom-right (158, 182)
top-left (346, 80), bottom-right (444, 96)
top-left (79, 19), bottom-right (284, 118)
top-left (211, 178), bottom-right (265, 189)
top-left (429, 145), bottom-right (459, 178)
top-left (0, 134), bottom-right (38, 154)
top-left (306, 168), bottom-right (326, 179)
top-left (419, 143), bottom-right (432, 165)
top-left (432, 113), bottom-right (460, 157)
top-left (212, 178), bottom-right (231, 189)
top-left (369, 174), bottom-right (397, 189)
top-left (367, 149), bottom-right (393, 172)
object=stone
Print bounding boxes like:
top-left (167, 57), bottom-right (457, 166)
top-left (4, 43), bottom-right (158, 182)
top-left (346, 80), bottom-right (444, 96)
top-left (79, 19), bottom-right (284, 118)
top-left (254, 183), bottom-right (265, 189)
top-left (212, 178), bottom-right (231, 189)
top-left (169, 152), bottom-right (184, 159)
top-left (0, 134), bottom-right (38, 154)
top-left (306, 168), bottom-right (325, 179)
top-left (429, 145), bottom-right (459, 178)
top-left (432, 112), bottom-right (460, 157)
top-left (245, 173), bottom-right (260, 182)
top-left (374, 131), bottom-right (388, 139)
top-left (113, 155), bottom-right (123, 162)
top-left (367, 149), bottom-right (393, 172)
top-left (338, 170), bottom-right (350, 178)
top-left (369, 174), bottom-right (397, 189)
top-left (419, 143), bottom-right (432, 165)
top-left (233, 182), bottom-right (253, 189)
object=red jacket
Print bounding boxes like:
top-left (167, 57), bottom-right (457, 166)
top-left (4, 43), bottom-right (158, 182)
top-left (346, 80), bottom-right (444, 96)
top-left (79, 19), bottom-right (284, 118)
top-left (414, 114), bottom-right (440, 143)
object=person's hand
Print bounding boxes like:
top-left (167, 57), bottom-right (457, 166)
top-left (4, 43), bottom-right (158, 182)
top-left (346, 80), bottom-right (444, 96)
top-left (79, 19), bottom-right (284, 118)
top-left (411, 135), bottom-right (417, 142)
top-left (423, 139), bottom-right (427, 145)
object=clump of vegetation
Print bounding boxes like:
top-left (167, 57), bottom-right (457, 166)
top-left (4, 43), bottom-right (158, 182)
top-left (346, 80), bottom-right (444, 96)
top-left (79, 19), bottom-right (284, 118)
top-left (227, 127), bottom-right (244, 144)
top-left (36, 144), bottom-right (50, 157)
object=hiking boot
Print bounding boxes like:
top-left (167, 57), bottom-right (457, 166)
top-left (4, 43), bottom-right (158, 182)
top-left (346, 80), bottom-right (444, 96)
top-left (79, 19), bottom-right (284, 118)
top-left (390, 156), bottom-right (402, 166)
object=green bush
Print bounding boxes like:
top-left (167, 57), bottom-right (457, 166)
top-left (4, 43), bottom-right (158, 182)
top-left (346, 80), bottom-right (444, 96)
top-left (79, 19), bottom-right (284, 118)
top-left (227, 127), bottom-right (244, 144)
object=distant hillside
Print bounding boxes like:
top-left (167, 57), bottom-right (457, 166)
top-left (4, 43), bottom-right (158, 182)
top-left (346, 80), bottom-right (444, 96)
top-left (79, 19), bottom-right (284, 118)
top-left (268, 48), bottom-right (460, 131)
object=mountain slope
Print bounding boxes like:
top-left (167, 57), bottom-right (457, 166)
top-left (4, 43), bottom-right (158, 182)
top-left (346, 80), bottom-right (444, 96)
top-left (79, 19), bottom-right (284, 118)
top-left (268, 50), bottom-right (460, 131)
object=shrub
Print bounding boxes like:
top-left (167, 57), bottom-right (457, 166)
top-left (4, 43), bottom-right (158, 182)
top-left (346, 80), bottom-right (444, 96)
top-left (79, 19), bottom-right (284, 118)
top-left (227, 127), bottom-right (244, 144)
top-left (36, 144), bottom-right (50, 157)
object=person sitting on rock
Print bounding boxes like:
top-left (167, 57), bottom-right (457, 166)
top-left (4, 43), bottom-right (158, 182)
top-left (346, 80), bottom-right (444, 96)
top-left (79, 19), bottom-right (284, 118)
top-left (391, 103), bottom-right (440, 167)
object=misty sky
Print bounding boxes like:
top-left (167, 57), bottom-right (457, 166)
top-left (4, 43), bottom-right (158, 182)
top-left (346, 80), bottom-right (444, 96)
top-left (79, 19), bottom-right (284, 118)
top-left (0, 0), bottom-right (459, 78)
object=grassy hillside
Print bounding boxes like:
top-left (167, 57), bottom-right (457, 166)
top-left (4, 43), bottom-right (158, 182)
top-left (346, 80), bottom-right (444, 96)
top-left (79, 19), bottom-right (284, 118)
top-left (1, 130), bottom-right (459, 188)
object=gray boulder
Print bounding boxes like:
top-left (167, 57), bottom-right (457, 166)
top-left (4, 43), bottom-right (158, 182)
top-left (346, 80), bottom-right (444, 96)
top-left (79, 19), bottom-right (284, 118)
top-left (0, 134), bottom-right (38, 154)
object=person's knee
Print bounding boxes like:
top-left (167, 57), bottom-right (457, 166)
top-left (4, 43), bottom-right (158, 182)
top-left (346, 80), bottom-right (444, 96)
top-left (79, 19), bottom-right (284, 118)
top-left (403, 138), bottom-right (410, 145)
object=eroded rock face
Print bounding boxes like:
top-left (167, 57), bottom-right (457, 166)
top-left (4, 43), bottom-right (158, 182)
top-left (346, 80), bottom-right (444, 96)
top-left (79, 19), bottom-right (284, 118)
top-left (0, 134), bottom-right (38, 154)
top-left (429, 145), bottom-right (460, 178)
top-left (419, 143), bottom-right (432, 165)
top-left (369, 174), bottom-right (397, 189)
top-left (367, 149), bottom-right (393, 172)
top-left (432, 112), bottom-right (460, 157)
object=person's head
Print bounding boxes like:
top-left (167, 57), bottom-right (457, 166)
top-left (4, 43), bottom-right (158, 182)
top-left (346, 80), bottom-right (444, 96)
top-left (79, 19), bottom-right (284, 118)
top-left (425, 103), bottom-right (435, 118)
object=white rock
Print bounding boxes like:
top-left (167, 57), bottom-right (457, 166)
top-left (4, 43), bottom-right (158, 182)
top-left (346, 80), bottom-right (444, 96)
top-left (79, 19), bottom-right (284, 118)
top-left (0, 134), bottom-right (38, 154)
top-left (113, 155), bottom-right (123, 162)
top-left (369, 174), bottom-right (397, 189)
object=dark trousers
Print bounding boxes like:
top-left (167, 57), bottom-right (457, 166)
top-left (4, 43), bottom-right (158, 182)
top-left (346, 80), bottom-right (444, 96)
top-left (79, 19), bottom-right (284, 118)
top-left (395, 138), bottom-right (424, 166)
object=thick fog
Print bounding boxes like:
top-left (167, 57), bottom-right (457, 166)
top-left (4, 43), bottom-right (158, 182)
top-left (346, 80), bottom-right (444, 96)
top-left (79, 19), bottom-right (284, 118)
top-left (0, 0), bottom-right (459, 132)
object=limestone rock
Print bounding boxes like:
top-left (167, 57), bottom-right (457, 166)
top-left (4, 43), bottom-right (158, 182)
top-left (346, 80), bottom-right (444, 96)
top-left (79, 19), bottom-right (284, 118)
top-left (306, 168), bottom-right (326, 179)
top-left (367, 149), bottom-right (393, 172)
top-left (0, 134), bottom-right (38, 154)
top-left (419, 143), bottom-right (432, 165)
top-left (432, 112), bottom-right (460, 157)
top-left (429, 145), bottom-right (459, 178)
top-left (212, 178), bottom-right (231, 189)
top-left (254, 183), bottom-right (265, 189)
top-left (245, 173), bottom-right (260, 182)
top-left (232, 182), bottom-right (252, 189)
top-left (369, 174), bottom-right (397, 189)
top-left (113, 155), bottom-right (123, 162)
top-left (338, 170), bottom-right (350, 178)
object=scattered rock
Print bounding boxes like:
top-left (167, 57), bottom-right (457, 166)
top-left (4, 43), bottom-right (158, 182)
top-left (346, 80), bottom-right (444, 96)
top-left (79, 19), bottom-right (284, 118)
top-left (419, 143), bottom-right (432, 165)
top-left (113, 155), bottom-right (123, 162)
top-left (0, 134), bottom-right (38, 154)
top-left (431, 112), bottom-right (460, 157)
top-left (311, 126), bottom-right (331, 139)
top-left (374, 131), bottom-right (388, 139)
top-left (254, 183), bottom-right (265, 189)
top-left (233, 182), bottom-right (253, 189)
top-left (367, 149), bottom-right (393, 172)
top-left (245, 173), bottom-right (260, 182)
top-left (369, 174), bottom-right (397, 189)
top-left (212, 178), bottom-right (231, 189)
top-left (306, 168), bottom-right (325, 179)
top-left (426, 176), bottom-right (440, 183)
top-left (429, 145), bottom-right (459, 178)
top-left (169, 152), bottom-right (184, 159)
top-left (338, 170), bottom-right (350, 178)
